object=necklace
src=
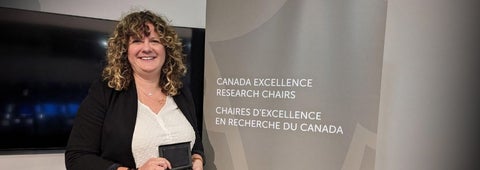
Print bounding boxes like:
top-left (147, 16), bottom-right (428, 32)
top-left (138, 88), bottom-right (155, 97)
top-left (138, 87), bottom-right (166, 103)
top-left (137, 84), bottom-right (160, 96)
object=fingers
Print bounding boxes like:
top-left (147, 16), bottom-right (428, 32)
top-left (159, 157), bottom-right (172, 169)
top-left (192, 160), bottom-right (203, 170)
top-left (141, 157), bottom-right (172, 170)
top-left (155, 157), bottom-right (171, 169)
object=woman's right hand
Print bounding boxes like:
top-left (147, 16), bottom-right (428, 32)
top-left (138, 157), bottom-right (172, 170)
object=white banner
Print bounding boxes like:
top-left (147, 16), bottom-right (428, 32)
top-left (203, 0), bottom-right (387, 169)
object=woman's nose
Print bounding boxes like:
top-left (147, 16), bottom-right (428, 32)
top-left (141, 41), bottom-right (152, 52)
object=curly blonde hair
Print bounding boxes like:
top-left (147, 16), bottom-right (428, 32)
top-left (102, 10), bottom-right (186, 96)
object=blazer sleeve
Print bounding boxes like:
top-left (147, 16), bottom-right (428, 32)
top-left (177, 87), bottom-right (205, 161)
top-left (65, 79), bottom-right (115, 170)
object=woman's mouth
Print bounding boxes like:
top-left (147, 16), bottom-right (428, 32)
top-left (138, 56), bottom-right (156, 60)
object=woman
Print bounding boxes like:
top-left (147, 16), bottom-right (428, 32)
top-left (65, 10), bottom-right (204, 170)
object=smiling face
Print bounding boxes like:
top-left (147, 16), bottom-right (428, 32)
top-left (127, 23), bottom-right (166, 77)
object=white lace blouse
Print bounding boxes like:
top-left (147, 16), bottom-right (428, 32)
top-left (131, 96), bottom-right (196, 167)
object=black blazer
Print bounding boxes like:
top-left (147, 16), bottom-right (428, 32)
top-left (65, 79), bottom-right (204, 170)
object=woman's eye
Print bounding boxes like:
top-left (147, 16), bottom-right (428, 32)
top-left (130, 38), bottom-right (142, 43)
top-left (151, 39), bottom-right (161, 43)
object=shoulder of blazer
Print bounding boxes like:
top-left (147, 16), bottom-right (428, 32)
top-left (173, 87), bottom-right (196, 123)
top-left (88, 78), bottom-right (138, 106)
top-left (175, 87), bottom-right (195, 109)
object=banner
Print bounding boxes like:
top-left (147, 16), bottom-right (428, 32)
top-left (203, 0), bottom-right (387, 169)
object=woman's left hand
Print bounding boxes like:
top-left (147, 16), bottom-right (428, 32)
top-left (191, 154), bottom-right (203, 170)
top-left (192, 159), bottom-right (203, 170)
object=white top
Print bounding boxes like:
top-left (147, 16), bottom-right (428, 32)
top-left (131, 96), bottom-right (196, 167)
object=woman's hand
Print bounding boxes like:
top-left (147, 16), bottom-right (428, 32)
top-left (192, 159), bottom-right (203, 170)
top-left (191, 154), bottom-right (203, 170)
top-left (138, 157), bottom-right (172, 170)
